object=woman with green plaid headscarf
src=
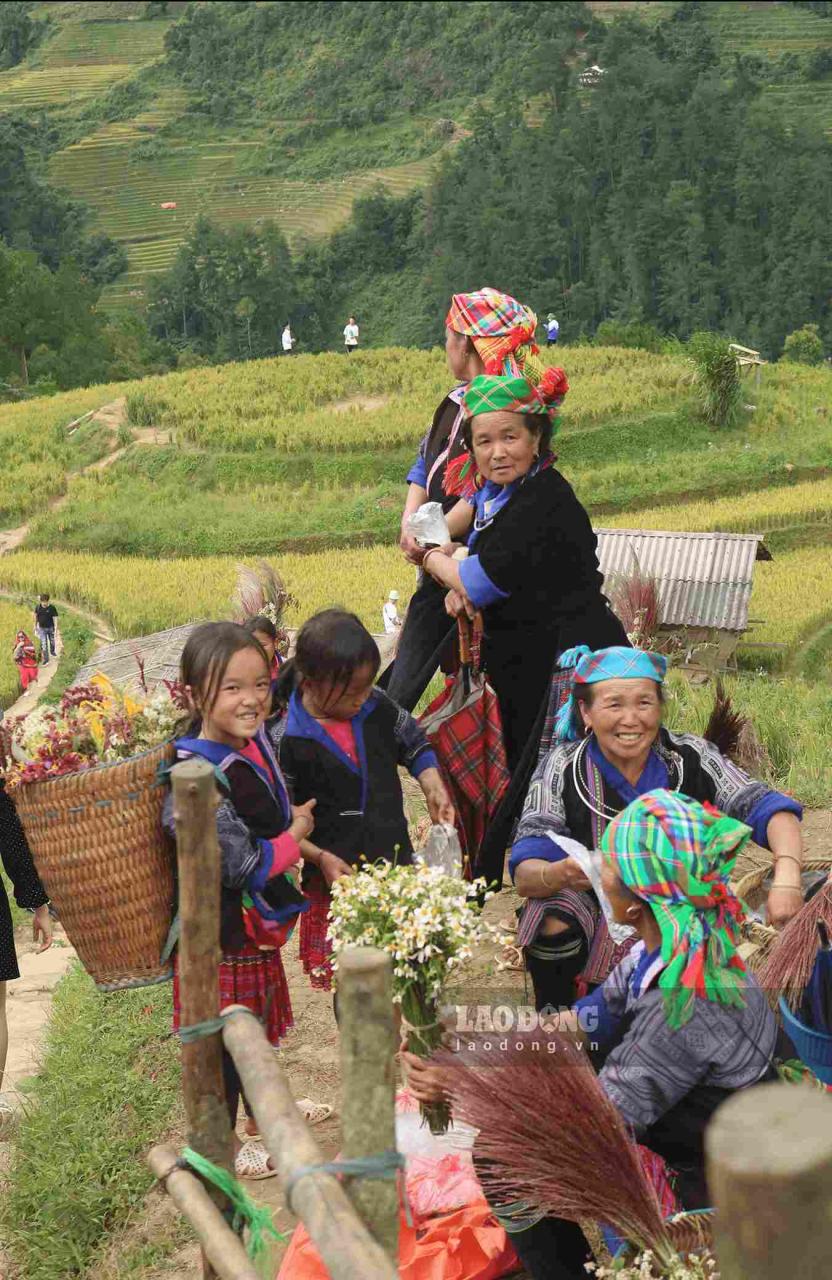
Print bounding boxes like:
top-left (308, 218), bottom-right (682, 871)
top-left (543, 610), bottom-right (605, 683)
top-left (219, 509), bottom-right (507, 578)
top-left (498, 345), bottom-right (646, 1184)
top-left (406, 789), bottom-right (778, 1279)
top-left (421, 372), bottom-right (627, 878)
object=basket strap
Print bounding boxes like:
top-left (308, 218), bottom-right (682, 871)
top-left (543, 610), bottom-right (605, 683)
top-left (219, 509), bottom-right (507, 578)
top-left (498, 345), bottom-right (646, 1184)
top-left (160, 913), bottom-right (180, 964)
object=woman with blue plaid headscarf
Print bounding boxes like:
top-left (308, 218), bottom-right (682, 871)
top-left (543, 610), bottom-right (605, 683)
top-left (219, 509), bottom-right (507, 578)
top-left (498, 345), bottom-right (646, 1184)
top-left (508, 644), bottom-right (805, 1015)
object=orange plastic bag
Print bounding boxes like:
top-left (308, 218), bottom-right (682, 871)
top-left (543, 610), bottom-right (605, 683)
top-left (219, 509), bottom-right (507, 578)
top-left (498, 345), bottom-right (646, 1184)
top-left (277, 1199), bottom-right (518, 1280)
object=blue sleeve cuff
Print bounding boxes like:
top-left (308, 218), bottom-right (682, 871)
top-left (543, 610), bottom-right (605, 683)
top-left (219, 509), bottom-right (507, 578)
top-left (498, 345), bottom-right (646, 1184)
top-left (407, 456), bottom-right (428, 487)
top-left (575, 988), bottom-right (621, 1052)
top-left (410, 747), bottom-right (439, 778)
top-left (507, 835), bottom-right (568, 880)
top-left (248, 838), bottom-right (274, 894)
top-left (747, 793), bottom-right (803, 848)
top-left (459, 554), bottom-right (510, 609)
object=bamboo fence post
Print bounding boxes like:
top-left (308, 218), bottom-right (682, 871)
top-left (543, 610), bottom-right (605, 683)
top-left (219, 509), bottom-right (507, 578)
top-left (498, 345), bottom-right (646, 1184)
top-left (706, 1082), bottom-right (832, 1280)
top-left (171, 758), bottom-right (233, 1280)
top-left (338, 946), bottom-right (399, 1258)
top-left (148, 1146), bottom-right (260, 1280)
top-left (223, 1007), bottom-right (398, 1280)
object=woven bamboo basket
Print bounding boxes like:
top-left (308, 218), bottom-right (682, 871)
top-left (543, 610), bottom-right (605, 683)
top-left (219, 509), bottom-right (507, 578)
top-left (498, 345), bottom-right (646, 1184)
top-left (15, 741), bottom-right (176, 991)
top-left (734, 858), bottom-right (832, 972)
top-left (614, 1209), bottom-right (715, 1267)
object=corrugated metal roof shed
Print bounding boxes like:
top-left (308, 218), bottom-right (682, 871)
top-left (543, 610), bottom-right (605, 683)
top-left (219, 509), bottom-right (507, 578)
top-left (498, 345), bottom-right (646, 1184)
top-left (595, 529), bottom-right (764, 632)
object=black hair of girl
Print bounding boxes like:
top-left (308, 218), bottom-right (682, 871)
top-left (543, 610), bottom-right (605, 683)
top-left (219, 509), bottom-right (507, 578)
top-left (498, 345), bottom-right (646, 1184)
top-left (244, 615), bottom-right (278, 642)
top-left (574, 682), bottom-right (664, 738)
top-left (180, 621), bottom-right (269, 731)
top-left (274, 608), bottom-right (380, 706)
top-left (462, 411), bottom-right (554, 457)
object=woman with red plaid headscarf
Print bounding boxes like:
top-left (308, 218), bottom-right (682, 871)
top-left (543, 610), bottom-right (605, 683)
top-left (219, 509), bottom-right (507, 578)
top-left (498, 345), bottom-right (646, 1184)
top-left (384, 288), bottom-right (546, 712)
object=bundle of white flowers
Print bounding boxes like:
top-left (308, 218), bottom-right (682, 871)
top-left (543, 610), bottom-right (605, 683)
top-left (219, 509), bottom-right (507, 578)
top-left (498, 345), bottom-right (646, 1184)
top-left (328, 861), bottom-right (495, 1131)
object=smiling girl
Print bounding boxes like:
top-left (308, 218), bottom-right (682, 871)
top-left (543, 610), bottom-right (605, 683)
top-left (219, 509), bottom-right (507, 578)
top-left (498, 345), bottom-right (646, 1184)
top-left (164, 621), bottom-right (316, 1179)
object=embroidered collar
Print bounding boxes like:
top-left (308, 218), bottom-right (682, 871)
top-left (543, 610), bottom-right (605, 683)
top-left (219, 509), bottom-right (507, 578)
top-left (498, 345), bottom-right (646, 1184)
top-left (630, 944), bottom-right (665, 999)
top-left (572, 733), bottom-right (683, 823)
top-left (174, 728), bottom-right (290, 819)
top-left (286, 689), bottom-right (376, 779)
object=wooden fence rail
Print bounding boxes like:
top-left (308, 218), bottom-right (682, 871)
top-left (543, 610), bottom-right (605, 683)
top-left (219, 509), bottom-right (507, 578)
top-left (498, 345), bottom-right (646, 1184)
top-left (149, 758), bottom-right (399, 1280)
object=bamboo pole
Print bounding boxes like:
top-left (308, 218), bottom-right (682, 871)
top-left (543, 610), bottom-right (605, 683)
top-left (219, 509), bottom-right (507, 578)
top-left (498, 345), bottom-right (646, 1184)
top-left (706, 1082), bottom-right (832, 1280)
top-left (148, 1146), bottom-right (260, 1280)
top-left (171, 758), bottom-right (233, 1280)
top-left (223, 1006), bottom-right (398, 1280)
top-left (338, 946), bottom-right (399, 1258)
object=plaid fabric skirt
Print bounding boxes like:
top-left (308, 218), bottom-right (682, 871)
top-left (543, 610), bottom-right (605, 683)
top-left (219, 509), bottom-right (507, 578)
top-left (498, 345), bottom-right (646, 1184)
top-left (172, 944), bottom-right (293, 1047)
top-left (299, 876), bottom-right (334, 992)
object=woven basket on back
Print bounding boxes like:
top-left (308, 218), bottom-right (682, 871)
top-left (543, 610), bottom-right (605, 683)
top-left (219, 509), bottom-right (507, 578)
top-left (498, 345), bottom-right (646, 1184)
top-left (734, 858), bottom-right (832, 972)
top-left (15, 741), bottom-right (176, 991)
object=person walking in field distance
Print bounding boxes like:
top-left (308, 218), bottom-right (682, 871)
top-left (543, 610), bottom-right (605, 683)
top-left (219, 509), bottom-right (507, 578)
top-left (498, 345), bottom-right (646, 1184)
top-left (281, 323), bottom-right (295, 355)
top-left (382, 589), bottom-right (402, 635)
top-left (343, 315), bottom-right (359, 353)
top-left (546, 313), bottom-right (560, 346)
top-left (33, 594), bottom-right (58, 664)
top-left (12, 632), bottom-right (38, 692)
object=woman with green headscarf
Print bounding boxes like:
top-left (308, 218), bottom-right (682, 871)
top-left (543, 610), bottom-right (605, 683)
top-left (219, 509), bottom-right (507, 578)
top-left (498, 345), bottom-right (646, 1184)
top-left (404, 790), bottom-right (779, 1280)
top-left (421, 371), bottom-right (627, 878)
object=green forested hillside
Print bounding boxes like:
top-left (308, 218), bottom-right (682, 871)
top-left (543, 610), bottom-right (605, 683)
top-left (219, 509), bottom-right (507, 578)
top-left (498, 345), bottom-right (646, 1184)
top-left (1, 1), bottom-right (832, 383)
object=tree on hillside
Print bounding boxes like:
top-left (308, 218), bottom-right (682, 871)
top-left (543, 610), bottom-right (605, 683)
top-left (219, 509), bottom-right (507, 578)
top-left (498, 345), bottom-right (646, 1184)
top-left (0, 2), bottom-right (46, 71)
top-left (0, 242), bottom-right (110, 389)
top-left (148, 216), bottom-right (295, 360)
top-left (782, 323), bottom-right (825, 365)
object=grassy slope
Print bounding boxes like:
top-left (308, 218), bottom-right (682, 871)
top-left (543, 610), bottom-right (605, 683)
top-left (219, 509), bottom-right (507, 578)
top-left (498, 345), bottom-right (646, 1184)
top-left (0, 346), bottom-right (829, 675)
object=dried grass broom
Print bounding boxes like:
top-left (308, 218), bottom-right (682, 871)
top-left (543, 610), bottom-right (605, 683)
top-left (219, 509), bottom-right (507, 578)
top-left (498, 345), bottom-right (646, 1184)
top-left (435, 1034), bottom-right (681, 1271)
top-left (231, 560), bottom-right (295, 624)
top-left (758, 874), bottom-right (832, 1008)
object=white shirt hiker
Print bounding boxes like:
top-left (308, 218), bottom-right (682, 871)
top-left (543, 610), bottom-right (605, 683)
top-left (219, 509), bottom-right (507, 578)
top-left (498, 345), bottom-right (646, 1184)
top-left (282, 326), bottom-right (294, 352)
top-left (383, 601), bottom-right (401, 634)
top-left (344, 322), bottom-right (359, 348)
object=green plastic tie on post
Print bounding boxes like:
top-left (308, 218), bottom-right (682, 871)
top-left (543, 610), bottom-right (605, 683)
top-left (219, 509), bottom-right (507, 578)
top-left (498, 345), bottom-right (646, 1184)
top-left (179, 1146), bottom-right (286, 1261)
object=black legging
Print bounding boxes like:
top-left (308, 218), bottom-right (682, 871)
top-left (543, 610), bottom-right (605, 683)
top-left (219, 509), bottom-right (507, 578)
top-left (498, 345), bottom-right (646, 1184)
top-left (222, 1050), bottom-right (252, 1129)
top-left (524, 925), bottom-right (588, 1013)
top-left (382, 574), bottom-right (455, 711)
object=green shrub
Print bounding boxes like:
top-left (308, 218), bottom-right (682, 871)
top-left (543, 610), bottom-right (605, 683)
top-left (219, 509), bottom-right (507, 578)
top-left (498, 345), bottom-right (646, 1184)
top-left (125, 390), bottom-right (166, 427)
top-left (782, 323), bottom-right (825, 366)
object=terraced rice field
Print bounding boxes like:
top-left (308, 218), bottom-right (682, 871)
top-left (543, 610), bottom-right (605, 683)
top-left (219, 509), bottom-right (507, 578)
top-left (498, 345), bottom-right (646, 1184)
top-left (708, 0), bottom-right (832, 56)
top-left (707, 1), bottom-right (832, 133)
top-left (32, 16), bottom-right (173, 66)
top-left (49, 135), bottom-right (438, 306)
top-left (0, 63), bottom-right (134, 108)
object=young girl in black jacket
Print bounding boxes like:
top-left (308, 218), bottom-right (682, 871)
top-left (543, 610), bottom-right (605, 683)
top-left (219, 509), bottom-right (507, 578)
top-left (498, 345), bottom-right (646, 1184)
top-left (163, 621), bottom-right (315, 1179)
top-left (270, 609), bottom-right (454, 991)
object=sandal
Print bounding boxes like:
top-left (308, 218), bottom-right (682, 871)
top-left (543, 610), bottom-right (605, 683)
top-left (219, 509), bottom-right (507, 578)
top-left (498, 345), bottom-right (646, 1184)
top-left (241, 1098), bottom-right (333, 1142)
top-left (235, 1140), bottom-right (276, 1181)
top-left (295, 1098), bottom-right (334, 1126)
top-left (496, 945), bottom-right (525, 973)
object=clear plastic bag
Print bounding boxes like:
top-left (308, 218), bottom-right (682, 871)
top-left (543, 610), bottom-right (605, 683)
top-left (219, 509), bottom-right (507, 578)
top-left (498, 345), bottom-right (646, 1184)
top-left (406, 501), bottom-right (451, 548)
top-left (416, 823), bottom-right (463, 877)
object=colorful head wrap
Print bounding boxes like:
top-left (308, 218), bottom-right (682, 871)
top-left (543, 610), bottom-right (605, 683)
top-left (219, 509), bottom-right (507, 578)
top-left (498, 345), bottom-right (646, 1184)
top-left (462, 371), bottom-right (569, 424)
top-left (554, 645), bottom-right (667, 742)
top-left (601, 790), bottom-right (750, 1028)
top-left (446, 288), bottom-right (539, 377)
